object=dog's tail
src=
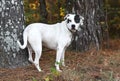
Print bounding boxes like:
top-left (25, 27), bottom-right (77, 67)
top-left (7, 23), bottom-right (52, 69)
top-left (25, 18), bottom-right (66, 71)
top-left (17, 31), bottom-right (28, 49)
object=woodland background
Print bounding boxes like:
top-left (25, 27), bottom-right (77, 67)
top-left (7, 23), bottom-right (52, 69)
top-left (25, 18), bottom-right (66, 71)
top-left (0, 0), bottom-right (120, 81)
top-left (24, 0), bottom-right (120, 38)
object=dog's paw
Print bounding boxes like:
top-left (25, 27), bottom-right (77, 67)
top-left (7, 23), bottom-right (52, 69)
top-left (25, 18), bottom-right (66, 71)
top-left (37, 68), bottom-right (42, 72)
top-left (56, 69), bottom-right (62, 72)
top-left (62, 63), bottom-right (66, 67)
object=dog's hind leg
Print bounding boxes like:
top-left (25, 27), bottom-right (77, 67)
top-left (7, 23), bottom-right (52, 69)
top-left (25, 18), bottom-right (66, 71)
top-left (27, 44), bottom-right (34, 63)
top-left (32, 41), bottom-right (42, 72)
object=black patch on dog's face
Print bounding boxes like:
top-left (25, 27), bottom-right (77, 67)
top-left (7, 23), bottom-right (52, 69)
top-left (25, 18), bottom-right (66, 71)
top-left (67, 19), bottom-right (72, 23)
top-left (74, 15), bottom-right (80, 23)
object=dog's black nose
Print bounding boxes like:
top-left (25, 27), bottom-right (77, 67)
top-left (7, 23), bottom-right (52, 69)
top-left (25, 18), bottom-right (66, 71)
top-left (71, 24), bottom-right (75, 30)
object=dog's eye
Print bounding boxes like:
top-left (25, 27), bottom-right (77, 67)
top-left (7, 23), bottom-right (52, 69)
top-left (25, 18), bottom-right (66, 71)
top-left (67, 19), bottom-right (71, 23)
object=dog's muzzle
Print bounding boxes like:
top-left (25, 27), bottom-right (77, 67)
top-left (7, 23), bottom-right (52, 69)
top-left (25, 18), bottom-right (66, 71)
top-left (70, 24), bottom-right (77, 33)
top-left (71, 24), bottom-right (75, 30)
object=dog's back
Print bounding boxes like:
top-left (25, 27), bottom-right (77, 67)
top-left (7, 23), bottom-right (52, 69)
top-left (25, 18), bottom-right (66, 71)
top-left (24, 23), bottom-right (62, 50)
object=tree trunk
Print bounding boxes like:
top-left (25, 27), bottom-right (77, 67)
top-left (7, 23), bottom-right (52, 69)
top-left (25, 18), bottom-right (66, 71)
top-left (66, 0), bottom-right (104, 52)
top-left (39, 0), bottom-right (48, 23)
top-left (0, 0), bottom-right (29, 68)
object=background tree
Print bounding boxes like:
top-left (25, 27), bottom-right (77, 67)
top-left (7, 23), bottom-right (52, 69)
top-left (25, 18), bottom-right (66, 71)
top-left (66, 0), bottom-right (104, 51)
top-left (24, 0), bottom-right (41, 25)
top-left (0, 0), bottom-right (29, 68)
top-left (39, 0), bottom-right (48, 23)
top-left (104, 0), bottom-right (120, 38)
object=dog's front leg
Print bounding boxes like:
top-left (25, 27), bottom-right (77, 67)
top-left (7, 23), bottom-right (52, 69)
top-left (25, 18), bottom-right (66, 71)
top-left (61, 49), bottom-right (66, 67)
top-left (55, 47), bottom-right (64, 72)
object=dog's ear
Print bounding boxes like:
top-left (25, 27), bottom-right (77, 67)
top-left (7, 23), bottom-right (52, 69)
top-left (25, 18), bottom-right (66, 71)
top-left (80, 16), bottom-right (84, 20)
top-left (64, 14), bottom-right (70, 20)
top-left (79, 16), bottom-right (84, 25)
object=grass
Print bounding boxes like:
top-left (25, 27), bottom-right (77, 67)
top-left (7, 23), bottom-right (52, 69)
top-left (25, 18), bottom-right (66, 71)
top-left (31, 68), bottom-right (118, 81)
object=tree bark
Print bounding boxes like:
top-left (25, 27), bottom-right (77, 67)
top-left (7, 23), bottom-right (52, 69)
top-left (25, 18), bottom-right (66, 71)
top-left (0, 0), bottom-right (29, 68)
top-left (66, 0), bottom-right (104, 51)
top-left (39, 0), bottom-right (48, 23)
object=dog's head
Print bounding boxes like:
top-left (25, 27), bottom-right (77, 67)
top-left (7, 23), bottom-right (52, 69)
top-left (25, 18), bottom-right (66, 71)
top-left (64, 14), bottom-right (84, 32)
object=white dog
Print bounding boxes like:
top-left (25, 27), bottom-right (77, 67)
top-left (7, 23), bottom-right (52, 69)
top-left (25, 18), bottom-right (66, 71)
top-left (17, 14), bottom-right (84, 72)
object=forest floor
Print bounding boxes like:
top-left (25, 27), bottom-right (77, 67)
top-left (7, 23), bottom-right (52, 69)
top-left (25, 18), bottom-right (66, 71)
top-left (0, 39), bottom-right (120, 81)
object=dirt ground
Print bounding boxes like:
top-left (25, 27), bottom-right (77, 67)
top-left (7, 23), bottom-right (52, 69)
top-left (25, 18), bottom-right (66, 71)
top-left (0, 39), bottom-right (120, 81)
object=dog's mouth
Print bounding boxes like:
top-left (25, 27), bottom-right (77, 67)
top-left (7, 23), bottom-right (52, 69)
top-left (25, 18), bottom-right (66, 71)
top-left (71, 29), bottom-right (77, 33)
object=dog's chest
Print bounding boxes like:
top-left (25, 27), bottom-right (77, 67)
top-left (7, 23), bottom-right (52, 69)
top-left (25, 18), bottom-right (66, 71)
top-left (63, 36), bottom-right (72, 48)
